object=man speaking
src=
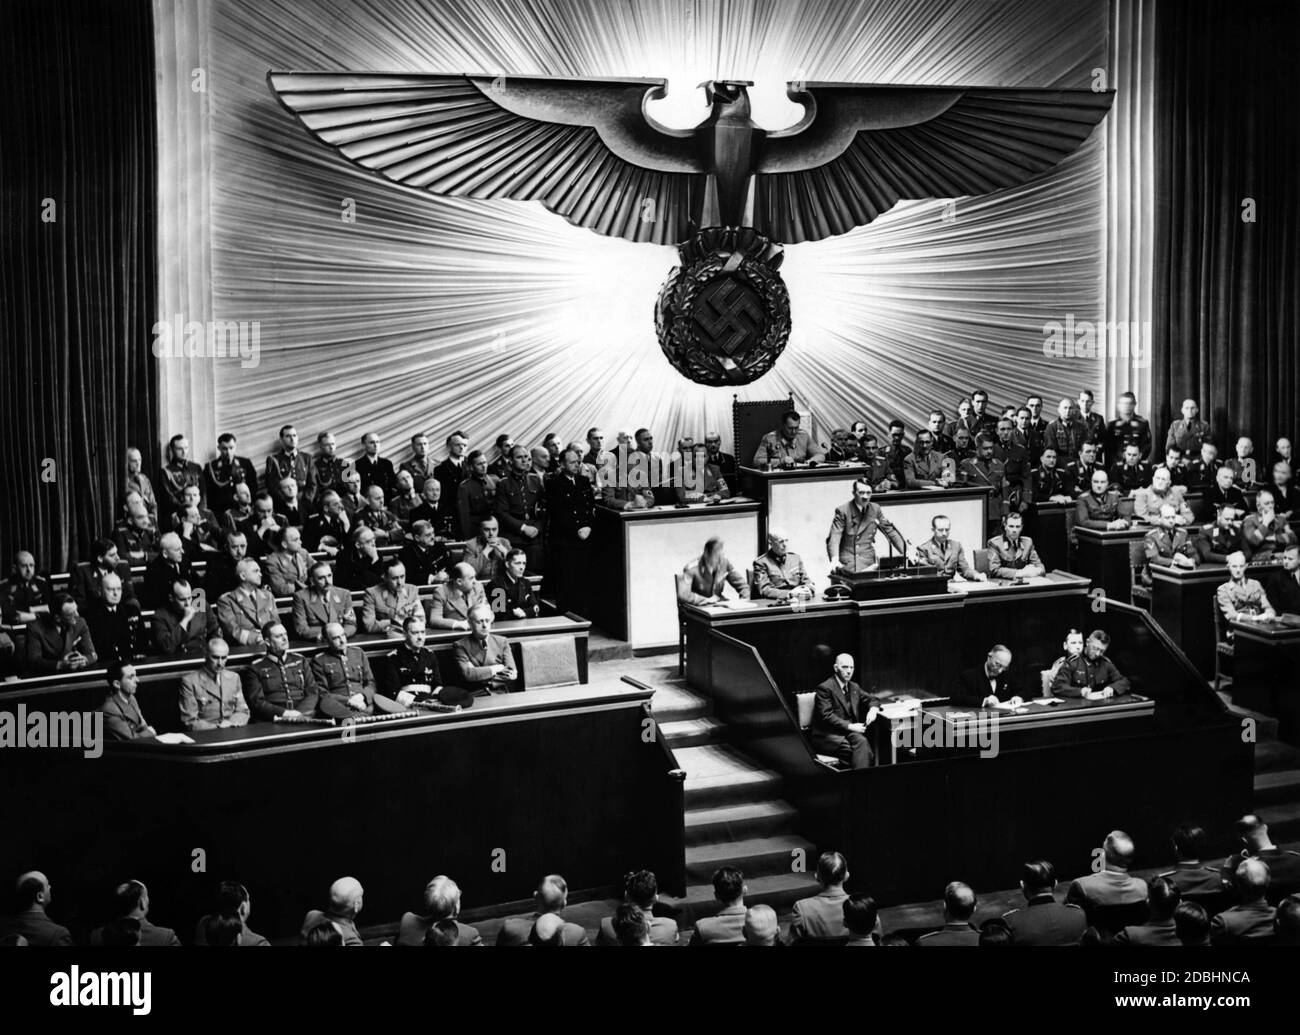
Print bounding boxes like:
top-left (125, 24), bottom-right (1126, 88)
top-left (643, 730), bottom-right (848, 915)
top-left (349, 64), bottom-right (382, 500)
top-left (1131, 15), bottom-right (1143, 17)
top-left (826, 479), bottom-right (912, 575)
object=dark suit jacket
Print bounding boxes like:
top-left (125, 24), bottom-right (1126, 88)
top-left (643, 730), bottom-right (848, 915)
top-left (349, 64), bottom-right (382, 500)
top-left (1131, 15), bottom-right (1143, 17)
top-left (0, 907), bottom-right (73, 946)
top-left (810, 677), bottom-right (875, 735)
top-left (24, 614), bottom-right (97, 675)
top-left (951, 665), bottom-right (1015, 707)
top-left (1265, 568), bottom-right (1300, 615)
top-left (545, 473), bottom-right (596, 543)
top-left (143, 556), bottom-right (195, 609)
top-left (71, 561), bottom-right (136, 608)
top-left (396, 913), bottom-right (482, 946)
top-left (84, 600), bottom-right (142, 666)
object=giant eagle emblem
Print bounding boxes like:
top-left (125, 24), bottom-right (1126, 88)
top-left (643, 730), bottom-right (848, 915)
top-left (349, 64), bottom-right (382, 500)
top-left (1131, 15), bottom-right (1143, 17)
top-left (268, 73), bottom-right (1113, 384)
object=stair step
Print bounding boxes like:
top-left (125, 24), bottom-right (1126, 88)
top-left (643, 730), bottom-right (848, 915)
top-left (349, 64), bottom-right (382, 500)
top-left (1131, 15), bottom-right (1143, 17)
top-left (1254, 769), bottom-right (1300, 806)
top-left (1223, 699), bottom-right (1280, 740)
top-left (652, 686), bottom-right (713, 724)
top-left (675, 744), bottom-right (782, 808)
top-left (1255, 740), bottom-right (1300, 774)
top-left (1258, 801), bottom-right (1300, 842)
top-left (686, 834), bottom-right (817, 882)
top-left (661, 873), bottom-right (824, 927)
top-left (684, 800), bottom-right (800, 846)
top-left (658, 717), bottom-right (726, 747)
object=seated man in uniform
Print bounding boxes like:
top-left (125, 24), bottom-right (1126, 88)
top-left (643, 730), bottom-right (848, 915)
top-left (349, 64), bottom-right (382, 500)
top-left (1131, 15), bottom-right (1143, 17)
top-left (1001, 860), bottom-right (1086, 946)
top-left (1219, 813), bottom-right (1300, 904)
top-left (676, 536), bottom-right (748, 605)
top-left (1195, 504), bottom-right (1245, 563)
top-left (985, 513), bottom-right (1045, 579)
top-left (1108, 443), bottom-right (1152, 496)
top-left (1157, 823), bottom-right (1224, 897)
top-left (753, 410), bottom-right (823, 467)
top-left (1065, 830), bottom-right (1149, 919)
top-left (824, 428), bottom-right (858, 464)
top-left (1031, 447), bottom-right (1074, 503)
top-left (592, 871), bottom-right (675, 947)
top-left (1242, 487), bottom-right (1292, 561)
top-left (1050, 629), bottom-right (1130, 700)
top-left (243, 490), bottom-right (286, 559)
top-left (1216, 551), bottom-right (1276, 624)
top-left (1205, 464), bottom-right (1248, 514)
top-left (1185, 440), bottom-right (1222, 490)
top-left (360, 558), bottom-right (423, 635)
top-left (335, 526), bottom-right (386, 591)
top-left (397, 876), bottom-right (483, 947)
top-left (752, 529), bottom-right (815, 602)
top-left (915, 514), bottom-right (986, 582)
top-left (1226, 436), bottom-right (1259, 488)
top-left (99, 662), bottom-right (157, 740)
top-left (310, 622), bottom-right (406, 718)
top-left (377, 614), bottom-right (472, 709)
top-left (952, 644), bottom-right (1022, 707)
top-left (293, 561), bottom-right (357, 643)
top-left (808, 653), bottom-right (879, 770)
top-left (178, 636), bottom-right (251, 730)
top-left (856, 435), bottom-right (896, 491)
top-left (214, 559), bottom-right (277, 649)
top-left (390, 470), bottom-right (423, 528)
top-left (241, 621), bottom-right (321, 721)
top-left (676, 442), bottom-right (732, 503)
top-left (1267, 461), bottom-right (1300, 518)
top-left (401, 520), bottom-right (449, 587)
top-left (1075, 469), bottom-right (1131, 531)
top-left (426, 562), bottom-right (488, 632)
top-left (1133, 465), bottom-right (1195, 525)
top-left (460, 516), bottom-right (512, 581)
top-left (1140, 503), bottom-right (1198, 584)
top-left (490, 548), bottom-right (540, 619)
top-left (453, 603), bottom-right (517, 696)
top-left (84, 571), bottom-right (142, 667)
top-left (1265, 542), bottom-right (1300, 616)
top-left (1210, 860), bottom-right (1275, 945)
top-left (356, 485), bottom-right (403, 546)
top-left (304, 490), bottom-right (351, 554)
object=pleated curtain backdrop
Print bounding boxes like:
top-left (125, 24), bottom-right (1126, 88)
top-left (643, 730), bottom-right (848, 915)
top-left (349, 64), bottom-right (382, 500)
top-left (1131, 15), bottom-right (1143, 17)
top-left (166, 0), bottom-right (1123, 469)
top-left (0, 0), bottom-right (158, 572)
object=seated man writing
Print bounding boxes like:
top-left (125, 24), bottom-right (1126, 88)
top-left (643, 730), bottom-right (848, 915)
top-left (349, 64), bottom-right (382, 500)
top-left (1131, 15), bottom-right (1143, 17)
top-left (1050, 629), bottom-right (1130, 700)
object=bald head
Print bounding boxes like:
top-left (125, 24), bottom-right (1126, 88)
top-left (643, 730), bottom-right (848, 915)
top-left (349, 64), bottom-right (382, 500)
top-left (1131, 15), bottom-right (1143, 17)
top-left (944, 881), bottom-right (977, 921)
top-left (532, 911), bottom-right (565, 944)
top-left (535, 875), bottom-right (569, 914)
top-left (1234, 858), bottom-right (1270, 900)
top-left (329, 877), bottom-right (364, 917)
top-left (1103, 830), bottom-right (1136, 869)
top-left (14, 870), bottom-right (51, 910)
top-left (423, 876), bottom-right (461, 920)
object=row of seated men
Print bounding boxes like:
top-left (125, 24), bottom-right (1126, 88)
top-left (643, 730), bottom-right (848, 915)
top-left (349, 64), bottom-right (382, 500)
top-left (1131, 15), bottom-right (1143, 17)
top-left (96, 604), bottom-right (518, 738)
top-left (0, 540), bottom-right (540, 679)
top-left (5, 819), bottom-right (1297, 947)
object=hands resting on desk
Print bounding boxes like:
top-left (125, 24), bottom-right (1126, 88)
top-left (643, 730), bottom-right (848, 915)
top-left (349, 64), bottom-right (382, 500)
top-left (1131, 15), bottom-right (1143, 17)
top-left (847, 705), bottom-right (879, 734)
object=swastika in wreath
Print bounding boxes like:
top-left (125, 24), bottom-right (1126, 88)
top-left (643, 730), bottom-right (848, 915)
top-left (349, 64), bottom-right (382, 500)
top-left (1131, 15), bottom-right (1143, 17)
top-left (691, 277), bottom-right (766, 357)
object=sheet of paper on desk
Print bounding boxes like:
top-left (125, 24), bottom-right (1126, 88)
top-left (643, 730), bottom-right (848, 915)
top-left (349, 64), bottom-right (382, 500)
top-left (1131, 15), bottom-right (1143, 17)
top-left (153, 732), bottom-right (194, 745)
top-left (1034, 697), bottom-right (1065, 705)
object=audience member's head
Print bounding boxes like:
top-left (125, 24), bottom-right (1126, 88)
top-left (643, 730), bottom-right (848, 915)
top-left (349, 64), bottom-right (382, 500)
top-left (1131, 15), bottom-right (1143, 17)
top-left (843, 894), bottom-right (878, 941)
top-left (533, 874), bottom-right (569, 916)
top-left (623, 870), bottom-right (659, 912)
top-left (422, 876), bottom-right (462, 920)
top-left (612, 903), bottom-right (650, 946)
top-left (978, 918), bottom-right (1013, 946)
top-left (329, 877), bottom-right (364, 919)
top-left (943, 881), bottom-right (976, 923)
top-left (1147, 876), bottom-right (1182, 922)
top-left (424, 919), bottom-right (462, 946)
top-left (1174, 901), bottom-right (1210, 947)
top-left (1020, 859), bottom-right (1056, 900)
top-left (712, 866), bottom-right (745, 907)
top-left (1274, 896), bottom-right (1300, 947)
top-left (1233, 858), bottom-right (1270, 903)
top-left (815, 850), bottom-right (848, 889)
top-left (303, 920), bottom-right (344, 947)
top-left (1172, 823), bottom-right (1207, 862)
top-left (202, 913), bottom-right (243, 947)
top-left (742, 904), bottom-right (779, 946)
top-left (1101, 830), bottom-right (1136, 871)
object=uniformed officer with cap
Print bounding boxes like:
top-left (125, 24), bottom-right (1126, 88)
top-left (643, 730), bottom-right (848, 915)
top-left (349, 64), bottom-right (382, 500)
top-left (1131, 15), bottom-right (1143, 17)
top-left (241, 621), bottom-right (321, 721)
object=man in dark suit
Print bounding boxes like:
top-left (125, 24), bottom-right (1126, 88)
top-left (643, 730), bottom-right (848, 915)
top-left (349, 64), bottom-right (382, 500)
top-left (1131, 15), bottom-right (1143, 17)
top-left (1066, 830), bottom-right (1150, 920)
top-left (689, 867), bottom-right (747, 945)
top-left (90, 880), bottom-right (182, 946)
top-left (1266, 542), bottom-right (1300, 615)
top-left (433, 431), bottom-right (470, 537)
top-left (704, 431), bottom-right (737, 483)
top-left (498, 874), bottom-right (593, 946)
top-left (594, 870), bottom-right (677, 946)
top-left (916, 882), bottom-right (981, 945)
top-left (396, 876), bottom-right (483, 946)
top-left (1116, 876), bottom-right (1181, 945)
top-left (1002, 860), bottom-right (1086, 946)
top-left (951, 645), bottom-right (1021, 707)
top-left (0, 871), bottom-right (73, 946)
top-left (71, 538), bottom-right (137, 608)
top-left (1158, 823), bottom-right (1224, 897)
top-left (83, 572), bottom-right (141, 667)
top-left (809, 653), bottom-right (880, 769)
top-left (142, 532), bottom-right (196, 609)
top-left (1211, 860), bottom-right (1276, 944)
top-left (1220, 813), bottom-right (1300, 903)
top-left (152, 579), bottom-right (218, 657)
top-left (25, 594), bottom-right (97, 676)
top-left (788, 851), bottom-right (853, 943)
top-left (545, 447), bottom-right (595, 617)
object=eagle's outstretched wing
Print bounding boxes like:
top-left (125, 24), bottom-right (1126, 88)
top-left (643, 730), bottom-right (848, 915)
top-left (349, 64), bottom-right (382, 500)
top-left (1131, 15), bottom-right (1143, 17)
top-left (268, 72), bottom-right (703, 244)
top-left (755, 84), bottom-right (1114, 244)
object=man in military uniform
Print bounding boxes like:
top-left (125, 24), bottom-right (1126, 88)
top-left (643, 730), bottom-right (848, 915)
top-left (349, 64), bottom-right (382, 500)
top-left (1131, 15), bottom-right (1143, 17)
top-left (399, 433), bottom-right (435, 493)
top-left (490, 548), bottom-right (540, 619)
top-left (390, 470), bottom-right (423, 527)
top-left (1205, 464), bottom-right (1248, 515)
top-left (310, 623), bottom-right (405, 718)
top-left (356, 432), bottom-right (396, 498)
top-left (71, 538), bottom-right (137, 609)
top-left (1185, 441), bottom-right (1222, 491)
top-left (1195, 505), bottom-right (1245, 563)
top-left (0, 550), bottom-right (50, 625)
top-left (985, 512), bottom-right (1045, 579)
top-left (824, 428), bottom-right (858, 464)
top-left (1267, 461), bottom-right (1300, 518)
top-left (206, 532), bottom-right (249, 600)
top-left (753, 410), bottom-right (824, 467)
top-left (263, 525), bottom-right (311, 598)
top-left (304, 491), bottom-right (351, 553)
top-left (1141, 504), bottom-right (1198, 584)
top-left (1219, 814), bottom-right (1300, 903)
top-left (1211, 860), bottom-right (1276, 945)
top-left (265, 425), bottom-right (313, 510)
top-left (1044, 399), bottom-right (1087, 463)
top-left (309, 432), bottom-right (347, 505)
top-left (427, 562), bottom-right (488, 632)
top-left (1133, 466), bottom-right (1194, 525)
top-left (214, 559), bottom-right (277, 649)
top-left (753, 529), bottom-right (814, 601)
top-left (968, 389), bottom-right (999, 438)
top-left (1265, 542), bottom-right (1300, 616)
top-left (335, 526), bottom-right (386, 591)
top-left (1227, 436), bottom-right (1260, 488)
top-left (1242, 487), bottom-right (1292, 561)
top-left (1001, 861), bottom-right (1086, 946)
top-left (1075, 469), bottom-right (1131, 531)
top-left (1031, 448), bottom-right (1073, 503)
top-left (338, 468), bottom-right (367, 522)
top-left (178, 636), bottom-right (250, 730)
top-left (376, 614), bottom-right (472, 707)
top-left (944, 397), bottom-right (978, 442)
top-left (355, 486), bottom-right (403, 546)
top-left (1216, 551), bottom-right (1276, 623)
top-left (826, 479), bottom-right (909, 575)
top-left (241, 621), bottom-right (321, 721)
top-left (959, 435), bottom-right (1008, 525)
top-left (1165, 398), bottom-right (1212, 459)
top-left (360, 558), bottom-right (422, 635)
top-left (1076, 389), bottom-right (1107, 460)
top-left (1105, 391), bottom-right (1153, 465)
top-left (945, 426), bottom-right (976, 466)
top-left (1157, 824), bottom-right (1224, 897)
top-left (925, 410), bottom-right (955, 456)
top-left (703, 431), bottom-right (737, 483)
top-left (857, 436), bottom-right (896, 490)
top-left (915, 514), bottom-right (985, 581)
top-left (434, 431), bottom-right (471, 537)
top-left (496, 445), bottom-right (547, 574)
top-left (1108, 443), bottom-right (1152, 495)
top-left (1063, 441), bottom-right (1102, 497)
top-left (1162, 445), bottom-right (1188, 486)
top-left (883, 421), bottom-right (911, 486)
top-left (1024, 396), bottom-right (1050, 460)
top-left (453, 603), bottom-right (518, 696)
top-left (457, 450), bottom-right (498, 536)
top-left (293, 562), bottom-right (357, 642)
top-left (84, 572), bottom-right (142, 667)
top-left (461, 517), bottom-right (512, 581)
top-left (491, 434), bottom-right (517, 480)
top-left (100, 662), bottom-right (156, 741)
top-left (992, 420), bottom-right (1030, 515)
top-left (903, 430), bottom-right (950, 488)
top-left (202, 433), bottom-right (258, 517)
top-left (173, 483), bottom-right (224, 557)
top-left (545, 448), bottom-right (596, 616)
top-left (274, 476), bottom-right (307, 530)
top-left (1050, 629), bottom-right (1130, 699)
top-left (401, 520), bottom-right (449, 586)
top-left (158, 434), bottom-right (203, 520)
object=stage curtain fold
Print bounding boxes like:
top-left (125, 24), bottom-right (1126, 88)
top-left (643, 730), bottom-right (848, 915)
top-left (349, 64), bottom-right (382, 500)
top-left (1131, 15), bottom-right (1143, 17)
top-left (0, 0), bottom-right (158, 572)
top-left (1151, 0), bottom-right (1300, 451)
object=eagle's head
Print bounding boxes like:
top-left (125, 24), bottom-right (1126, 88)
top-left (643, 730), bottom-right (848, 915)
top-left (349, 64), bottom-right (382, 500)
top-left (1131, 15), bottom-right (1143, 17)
top-left (700, 79), bottom-right (753, 118)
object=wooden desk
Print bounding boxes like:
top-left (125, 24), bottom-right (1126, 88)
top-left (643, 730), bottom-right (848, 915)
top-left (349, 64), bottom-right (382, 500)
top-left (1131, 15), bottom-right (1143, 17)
top-left (1231, 619), bottom-right (1300, 744)
top-left (0, 683), bottom-right (685, 940)
top-left (1026, 501), bottom-right (1073, 575)
top-left (1150, 561), bottom-right (1281, 679)
top-left (1073, 525), bottom-right (1145, 606)
top-left (590, 501), bottom-right (760, 649)
top-left (738, 466), bottom-right (990, 590)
